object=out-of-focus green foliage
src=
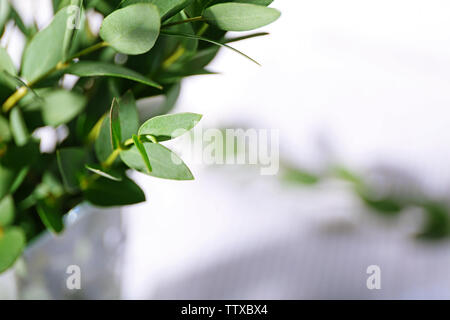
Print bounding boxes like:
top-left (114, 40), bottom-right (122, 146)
top-left (281, 163), bottom-right (450, 240)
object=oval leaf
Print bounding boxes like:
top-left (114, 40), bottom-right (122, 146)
top-left (0, 195), bottom-right (14, 227)
top-left (41, 89), bottom-right (87, 126)
top-left (203, 3), bottom-right (280, 31)
top-left (0, 227), bottom-right (25, 274)
top-left (10, 107), bottom-right (29, 147)
top-left (120, 142), bottom-right (194, 180)
top-left (99, 3), bottom-right (161, 55)
top-left (138, 112), bottom-right (202, 141)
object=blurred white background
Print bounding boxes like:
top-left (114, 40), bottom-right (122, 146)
top-left (6, 0), bottom-right (450, 299)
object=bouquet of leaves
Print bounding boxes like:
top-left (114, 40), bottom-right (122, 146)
top-left (0, 0), bottom-right (280, 273)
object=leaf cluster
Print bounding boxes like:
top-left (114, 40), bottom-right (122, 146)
top-left (0, 0), bottom-right (280, 272)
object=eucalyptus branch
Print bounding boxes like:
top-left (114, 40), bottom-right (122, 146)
top-left (1, 41), bottom-right (109, 113)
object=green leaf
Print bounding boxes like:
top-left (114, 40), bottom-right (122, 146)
top-left (206, 0), bottom-right (273, 8)
top-left (95, 116), bottom-right (114, 163)
top-left (41, 89), bottom-right (87, 126)
top-left (66, 61), bottom-right (162, 89)
top-left (0, 115), bottom-right (11, 142)
top-left (110, 98), bottom-right (122, 150)
top-left (0, 167), bottom-right (17, 201)
top-left (418, 203), bottom-right (450, 239)
top-left (9, 6), bottom-right (31, 38)
top-left (138, 112), bottom-right (202, 141)
top-left (99, 3), bottom-right (161, 55)
top-left (120, 0), bottom-right (194, 21)
top-left (21, 7), bottom-right (73, 83)
top-left (36, 200), bottom-right (64, 234)
top-left (282, 167), bottom-right (320, 185)
top-left (203, 3), bottom-right (280, 31)
top-left (0, 195), bottom-right (14, 227)
top-left (0, 47), bottom-right (16, 76)
top-left (161, 30), bottom-right (261, 65)
top-left (358, 192), bottom-right (403, 216)
top-left (84, 176), bottom-right (146, 207)
top-left (10, 107), bottom-right (29, 147)
top-left (0, 227), bottom-right (25, 274)
top-left (117, 91), bottom-right (140, 142)
top-left (62, 0), bottom-right (83, 61)
top-left (0, 143), bottom-right (38, 199)
top-left (0, 0), bottom-right (10, 32)
top-left (57, 147), bottom-right (87, 192)
top-left (121, 142), bottom-right (194, 180)
top-left (132, 134), bottom-right (152, 173)
top-left (0, 47), bottom-right (18, 100)
top-left (85, 164), bottom-right (123, 181)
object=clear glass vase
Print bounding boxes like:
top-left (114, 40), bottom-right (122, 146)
top-left (0, 204), bottom-right (125, 300)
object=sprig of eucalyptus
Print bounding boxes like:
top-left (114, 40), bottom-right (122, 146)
top-left (0, 0), bottom-right (280, 273)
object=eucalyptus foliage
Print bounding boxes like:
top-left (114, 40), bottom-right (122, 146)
top-left (0, 0), bottom-right (280, 273)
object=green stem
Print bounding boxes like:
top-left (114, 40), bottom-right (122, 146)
top-left (68, 41), bottom-right (108, 61)
top-left (102, 148), bottom-right (121, 168)
top-left (162, 16), bottom-right (205, 29)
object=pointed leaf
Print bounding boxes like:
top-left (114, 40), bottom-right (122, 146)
top-left (57, 147), bottom-right (87, 192)
top-left (132, 134), bottom-right (152, 173)
top-left (36, 200), bottom-right (64, 234)
top-left (85, 164), bottom-right (123, 181)
top-left (95, 116), bottom-right (114, 163)
top-left (203, 3), bottom-right (280, 31)
top-left (66, 61), bottom-right (162, 89)
top-left (161, 30), bottom-right (261, 65)
top-left (0, 0), bottom-right (10, 33)
top-left (21, 7), bottom-right (74, 83)
top-left (121, 142), bottom-right (194, 180)
top-left (84, 177), bottom-right (146, 207)
top-left (110, 98), bottom-right (122, 150)
top-left (0, 47), bottom-right (16, 76)
top-left (138, 112), bottom-right (202, 141)
top-left (117, 91), bottom-right (140, 142)
top-left (99, 3), bottom-right (161, 55)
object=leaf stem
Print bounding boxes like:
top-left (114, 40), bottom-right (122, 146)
top-left (102, 148), bottom-right (121, 168)
top-left (162, 16), bottom-right (205, 29)
top-left (69, 41), bottom-right (109, 61)
top-left (2, 86), bottom-right (28, 113)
